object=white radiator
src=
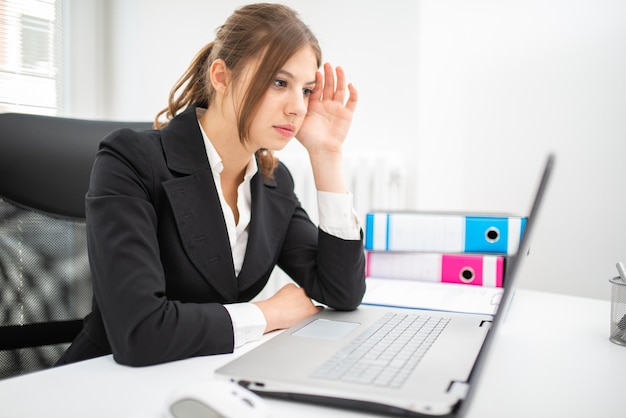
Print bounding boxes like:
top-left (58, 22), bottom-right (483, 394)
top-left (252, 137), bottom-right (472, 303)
top-left (253, 152), bottom-right (416, 301)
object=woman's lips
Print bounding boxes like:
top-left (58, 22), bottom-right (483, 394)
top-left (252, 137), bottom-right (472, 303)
top-left (273, 124), bottom-right (295, 137)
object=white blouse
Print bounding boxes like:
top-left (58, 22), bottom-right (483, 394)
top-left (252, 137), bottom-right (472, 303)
top-left (198, 118), bottom-right (360, 347)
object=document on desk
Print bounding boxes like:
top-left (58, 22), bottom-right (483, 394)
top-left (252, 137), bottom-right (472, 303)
top-left (362, 277), bottom-right (503, 315)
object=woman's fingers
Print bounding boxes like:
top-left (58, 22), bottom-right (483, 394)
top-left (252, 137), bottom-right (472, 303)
top-left (308, 70), bottom-right (323, 102)
top-left (314, 63), bottom-right (355, 110)
top-left (322, 62), bottom-right (335, 102)
top-left (346, 82), bottom-right (358, 112)
top-left (334, 65), bottom-right (349, 105)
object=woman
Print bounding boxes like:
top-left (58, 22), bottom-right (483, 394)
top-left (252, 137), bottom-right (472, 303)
top-left (57, 3), bottom-right (365, 367)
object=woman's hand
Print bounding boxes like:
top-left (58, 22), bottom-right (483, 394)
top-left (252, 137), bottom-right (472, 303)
top-left (296, 63), bottom-right (358, 155)
top-left (253, 283), bottom-right (323, 333)
top-left (296, 63), bottom-right (358, 193)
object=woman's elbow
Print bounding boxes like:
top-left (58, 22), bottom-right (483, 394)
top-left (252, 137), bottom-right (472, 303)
top-left (109, 330), bottom-right (176, 367)
top-left (112, 343), bottom-right (163, 367)
top-left (328, 282), bottom-right (366, 311)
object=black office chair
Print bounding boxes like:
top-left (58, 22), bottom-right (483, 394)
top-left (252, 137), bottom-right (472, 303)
top-left (0, 112), bottom-right (152, 379)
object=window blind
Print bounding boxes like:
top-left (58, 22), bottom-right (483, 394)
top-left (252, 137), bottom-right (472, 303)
top-left (0, 0), bottom-right (63, 115)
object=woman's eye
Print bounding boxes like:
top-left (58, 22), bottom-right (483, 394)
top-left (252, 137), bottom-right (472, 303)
top-left (303, 88), bottom-right (313, 97)
top-left (273, 79), bottom-right (287, 88)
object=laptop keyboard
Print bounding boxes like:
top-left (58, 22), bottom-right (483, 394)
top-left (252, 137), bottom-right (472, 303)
top-left (311, 312), bottom-right (450, 388)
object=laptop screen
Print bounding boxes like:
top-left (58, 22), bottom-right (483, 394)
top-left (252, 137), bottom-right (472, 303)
top-left (458, 153), bottom-right (555, 415)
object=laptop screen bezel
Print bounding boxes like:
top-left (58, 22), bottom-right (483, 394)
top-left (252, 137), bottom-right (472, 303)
top-left (457, 153), bottom-right (555, 415)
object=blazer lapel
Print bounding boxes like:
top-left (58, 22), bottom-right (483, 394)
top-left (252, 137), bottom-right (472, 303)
top-left (161, 106), bottom-right (238, 301)
top-left (236, 173), bottom-right (297, 292)
top-left (163, 171), bottom-right (238, 301)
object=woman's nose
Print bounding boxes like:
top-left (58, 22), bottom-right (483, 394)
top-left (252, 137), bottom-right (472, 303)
top-left (285, 91), bottom-right (307, 117)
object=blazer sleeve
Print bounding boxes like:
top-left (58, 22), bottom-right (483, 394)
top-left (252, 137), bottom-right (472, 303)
top-left (86, 129), bottom-right (234, 367)
top-left (273, 163), bottom-right (366, 311)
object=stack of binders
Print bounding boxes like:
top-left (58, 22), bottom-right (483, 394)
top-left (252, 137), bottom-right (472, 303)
top-left (364, 211), bottom-right (527, 288)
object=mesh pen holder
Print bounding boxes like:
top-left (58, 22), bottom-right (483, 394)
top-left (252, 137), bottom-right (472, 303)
top-left (609, 276), bottom-right (626, 346)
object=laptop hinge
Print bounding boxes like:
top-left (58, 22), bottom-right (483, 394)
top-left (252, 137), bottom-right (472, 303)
top-left (447, 381), bottom-right (470, 399)
top-left (480, 319), bottom-right (492, 329)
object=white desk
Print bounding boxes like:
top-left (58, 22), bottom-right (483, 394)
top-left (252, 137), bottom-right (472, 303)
top-left (0, 289), bottom-right (624, 418)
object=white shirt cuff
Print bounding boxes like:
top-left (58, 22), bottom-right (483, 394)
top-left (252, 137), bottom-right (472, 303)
top-left (224, 303), bottom-right (267, 348)
top-left (317, 190), bottom-right (361, 240)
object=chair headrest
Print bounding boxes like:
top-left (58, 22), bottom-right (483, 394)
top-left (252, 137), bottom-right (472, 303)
top-left (0, 113), bottom-right (152, 219)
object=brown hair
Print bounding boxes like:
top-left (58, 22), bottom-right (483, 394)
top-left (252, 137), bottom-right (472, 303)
top-left (155, 3), bottom-right (322, 179)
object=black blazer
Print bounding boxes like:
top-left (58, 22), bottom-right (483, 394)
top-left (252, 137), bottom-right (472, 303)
top-left (58, 106), bottom-right (366, 367)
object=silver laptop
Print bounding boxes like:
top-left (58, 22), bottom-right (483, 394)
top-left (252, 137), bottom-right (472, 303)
top-left (216, 154), bottom-right (555, 417)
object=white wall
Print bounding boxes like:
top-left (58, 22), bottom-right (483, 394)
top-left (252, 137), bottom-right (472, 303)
top-left (413, 0), bottom-right (626, 301)
top-left (66, 0), bottom-right (626, 301)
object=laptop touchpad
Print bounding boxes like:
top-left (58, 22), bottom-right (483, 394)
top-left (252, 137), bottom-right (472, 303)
top-left (292, 319), bottom-right (360, 341)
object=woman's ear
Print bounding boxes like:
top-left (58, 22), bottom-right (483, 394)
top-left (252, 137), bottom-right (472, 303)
top-left (209, 59), bottom-right (230, 94)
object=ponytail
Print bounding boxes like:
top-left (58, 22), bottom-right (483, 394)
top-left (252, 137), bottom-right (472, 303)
top-left (154, 42), bottom-right (214, 129)
top-left (256, 149), bottom-right (278, 179)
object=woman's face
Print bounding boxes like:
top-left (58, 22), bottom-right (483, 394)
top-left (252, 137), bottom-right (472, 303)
top-left (243, 46), bottom-right (318, 152)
